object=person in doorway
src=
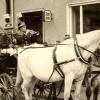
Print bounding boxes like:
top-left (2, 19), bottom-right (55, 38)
top-left (14, 22), bottom-right (39, 46)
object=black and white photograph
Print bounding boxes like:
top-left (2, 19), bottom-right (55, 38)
top-left (1, 0), bottom-right (100, 100)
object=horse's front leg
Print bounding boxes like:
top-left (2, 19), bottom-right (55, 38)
top-left (74, 75), bottom-right (84, 100)
top-left (64, 72), bottom-right (74, 100)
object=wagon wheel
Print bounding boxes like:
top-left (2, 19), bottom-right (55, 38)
top-left (33, 80), bottom-right (53, 100)
top-left (0, 73), bottom-right (14, 100)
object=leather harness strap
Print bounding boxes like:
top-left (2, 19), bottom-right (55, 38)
top-left (74, 40), bottom-right (90, 64)
top-left (47, 40), bottom-right (100, 82)
top-left (52, 46), bottom-right (65, 79)
top-left (74, 39), bottom-right (92, 77)
top-left (48, 46), bottom-right (65, 82)
top-left (48, 39), bottom-right (90, 82)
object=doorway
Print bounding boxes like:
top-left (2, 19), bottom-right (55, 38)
top-left (22, 11), bottom-right (43, 43)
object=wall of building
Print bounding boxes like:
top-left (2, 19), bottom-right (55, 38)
top-left (15, 0), bottom-right (66, 43)
top-left (66, 0), bottom-right (100, 5)
top-left (0, 0), bottom-right (6, 28)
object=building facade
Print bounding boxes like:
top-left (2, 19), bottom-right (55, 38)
top-left (14, 0), bottom-right (67, 43)
top-left (1, 0), bottom-right (100, 43)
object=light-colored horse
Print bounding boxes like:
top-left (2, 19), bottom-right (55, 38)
top-left (15, 30), bottom-right (100, 100)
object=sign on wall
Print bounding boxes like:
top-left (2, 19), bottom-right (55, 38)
top-left (44, 10), bottom-right (52, 22)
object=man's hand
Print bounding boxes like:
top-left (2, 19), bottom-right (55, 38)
top-left (31, 31), bottom-right (39, 35)
top-left (35, 31), bottom-right (39, 36)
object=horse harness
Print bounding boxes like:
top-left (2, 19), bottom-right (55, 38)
top-left (48, 39), bottom-right (98, 82)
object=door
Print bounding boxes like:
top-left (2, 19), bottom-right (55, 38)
top-left (22, 11), bottom-right (43, 43)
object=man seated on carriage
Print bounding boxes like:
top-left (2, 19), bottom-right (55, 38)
top-left (14, 22), bottom-right (39, 46)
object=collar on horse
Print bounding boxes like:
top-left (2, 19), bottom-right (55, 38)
top-left (74, 39), bottom-right (92, 78)
top-left (74, 39), bottom-right (91, 64)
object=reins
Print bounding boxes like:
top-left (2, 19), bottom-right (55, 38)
top-left (19, 42), bottom-right (100, 59)
top-left (9, 41), bottom-right (100, 69)
top-left (19, 43), bottom-right (73, 54)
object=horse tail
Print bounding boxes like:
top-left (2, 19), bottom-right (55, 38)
top-left (15, 67), bottom-right (23, 92)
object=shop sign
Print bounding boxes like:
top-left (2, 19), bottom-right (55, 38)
top-left (44, 10), bottom-right (51, 22)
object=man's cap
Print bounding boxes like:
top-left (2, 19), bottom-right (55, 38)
top-left (18, 22), bottom-right (26, 29)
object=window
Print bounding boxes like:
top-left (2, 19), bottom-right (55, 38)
top-left (71, 3), bottom-right (100, 34)
top-left (5, 0), bottom-right (11, 14)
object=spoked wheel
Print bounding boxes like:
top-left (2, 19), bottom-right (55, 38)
top-left (0, 73), bottom-right (14, 100)
top-left (33, 80), bottom-right (53, 100)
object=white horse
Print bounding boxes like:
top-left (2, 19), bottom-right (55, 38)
top-left (15, 30), bottom-right (100, 100)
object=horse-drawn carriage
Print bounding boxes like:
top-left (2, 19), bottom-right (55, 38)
top-left (0, 29), bottom-right (17, 100)
top-left (0, 28), bottom-right (100, 100)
